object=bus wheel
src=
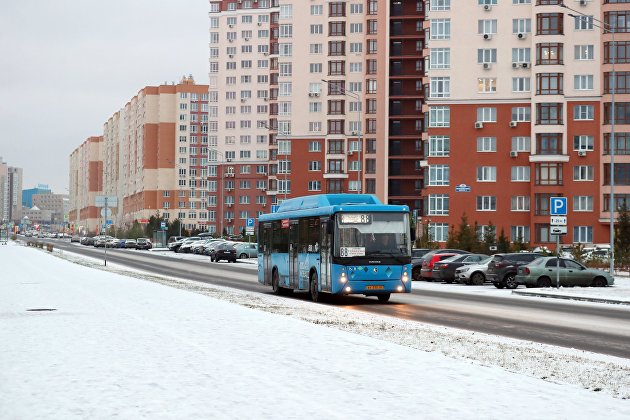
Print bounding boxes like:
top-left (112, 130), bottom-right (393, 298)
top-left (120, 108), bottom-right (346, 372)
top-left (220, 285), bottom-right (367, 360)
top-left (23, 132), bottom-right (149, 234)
top-left (272, 270), bottom-right (281, 295)
top-left (309, 272), bottom-right (320, 302)
top-left (377, 293), bottom-right (391, 303)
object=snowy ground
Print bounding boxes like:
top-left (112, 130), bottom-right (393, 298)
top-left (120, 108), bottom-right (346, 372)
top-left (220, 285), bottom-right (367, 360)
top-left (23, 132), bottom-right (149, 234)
top-left (1, 241), bottom-right (629, 419)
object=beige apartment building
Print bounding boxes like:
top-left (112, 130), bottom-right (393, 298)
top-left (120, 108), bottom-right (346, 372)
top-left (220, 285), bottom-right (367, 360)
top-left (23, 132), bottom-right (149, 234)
top-left (208, 0), bottom-right (424, 224)
top-left (69, 136), bottom-right (103, 233)
top-left (0, 158), bottom-right (23, 224)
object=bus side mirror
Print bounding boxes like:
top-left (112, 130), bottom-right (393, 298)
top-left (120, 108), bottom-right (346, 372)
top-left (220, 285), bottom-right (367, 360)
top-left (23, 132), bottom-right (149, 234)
top-left (326, 219), bottom-right (334, 235)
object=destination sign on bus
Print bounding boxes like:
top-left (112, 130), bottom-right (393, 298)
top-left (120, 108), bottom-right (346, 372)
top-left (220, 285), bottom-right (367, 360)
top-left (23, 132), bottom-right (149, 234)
top-left (340, 214), bottom-right (371, 224)
top-left (340, 247), bottom-right (366, 257)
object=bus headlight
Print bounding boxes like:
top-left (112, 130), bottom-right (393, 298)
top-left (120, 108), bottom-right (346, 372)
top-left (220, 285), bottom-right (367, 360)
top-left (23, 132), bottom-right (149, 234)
top-left (344, 286), bottom-right (352, 293)
top-left (340, 272), bottom-right (348, 284)
top-left (401, 272), bottom-right (409, 282)
top-left (397, 285), bottom-right (403, 292)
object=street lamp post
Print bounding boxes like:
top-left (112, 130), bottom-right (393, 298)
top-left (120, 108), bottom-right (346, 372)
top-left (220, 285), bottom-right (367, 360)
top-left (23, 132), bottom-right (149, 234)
top-left (322, 79), bottom-right (363, 194)
top-left (562, 3), bottom-right (616, 274)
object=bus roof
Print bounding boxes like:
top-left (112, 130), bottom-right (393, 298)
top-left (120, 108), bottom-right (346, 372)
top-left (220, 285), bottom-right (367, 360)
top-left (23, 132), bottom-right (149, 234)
top-left (259, 194), bottom-right (409, 222)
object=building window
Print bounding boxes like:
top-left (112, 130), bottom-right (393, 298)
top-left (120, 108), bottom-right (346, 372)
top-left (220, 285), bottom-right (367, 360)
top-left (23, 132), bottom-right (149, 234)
top-left (476, 137), bottom-right (496, 152)
top-left (573, 165), bottom-right (594, 181)
top-left (512, 77), bottom-right (531, 92)
top-left (573, 196), bottom-right (593, 212)
top-left (477, 78), bottom-right (497, 93)
top-left (511, 166), bottom-right (530, 182)
top-left (536, 73), bottom-right (563, 95)
top-left (428, 165), bottom-right (450, 186)
top-left (512, 107), bottom-right (531, 122)
top-left (430, 77), bottom-right (450, 98)
top-left (476, 166), bottom-right (497, 182)
top-left (536, 133), bottom-right (562, 155)
top-left (511, 195), bottom-right (530, 211)
top-left (476, 196), bottom-right (496, 211)
top-left (429, 106), bottom-right (450, 127)
top-left (430, 48), bottom-right (451, 69)
top-left (574, 105), bottom-right (594, 121)
top-left (574, 75), bottom-right (594, 90)
top-left (477, 48), bottom-right (497, 64)
top-left (573, 226), bottom-right (593, 244)
top-left (535, 163), bottom-right (563, 185)
top-left (536, 43), bottom-right (563, 65)
top-left (536, 103), bottom-right (563, 125)
top-left (512, 136), bottom-right (531, 152)
top-left (575, 45), bottom-right (594, 60)
top-left (603, 133), bottom-right (630, 155)
top-left (536, 13), bottom-right (563, 35)
top-left (428, 194), bottom-right (450, 216)
top-left (573, 135), bottom-right (594, 151)
top-left (429, 136), bottom-right (450, 156)
top-left (429, 222), bottom-right (449, 242)
top-left (476, 107), bottom-right (497, 122)
top-left (431, 19), bottom-right (451, 40)
top-left (511, 226), bottom-right (530, 243)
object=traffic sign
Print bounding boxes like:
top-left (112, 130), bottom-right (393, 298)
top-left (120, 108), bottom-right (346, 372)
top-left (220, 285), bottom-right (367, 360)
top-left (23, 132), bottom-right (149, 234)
top-left (550, 225), bottom-right (568, 235)
top-left (550, 216), bottom-right (567, 226)
top-left (160, 221), bottom-right (166, 230)
top-left (271, 205), bottom-right (280, 213)
top-left (246, 218), bottom-right (255, 228)
top-left (550, 197), bottom-right (567, 216)
top-left (100, 208), bottom-right (112, 218)
top-left (455, 183), bottom-right (471, 192)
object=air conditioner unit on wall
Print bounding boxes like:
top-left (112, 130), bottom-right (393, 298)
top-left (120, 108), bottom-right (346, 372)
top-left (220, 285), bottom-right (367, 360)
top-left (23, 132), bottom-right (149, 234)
top-left (483, 33), bottom-right (492, 40)
top-left (483, 4), bottom-right (492, 11)
top-left (510, 151), bottom-right (518, 157)
top-left (474, 122), bottom-right (484, 129)
top-left (517, 33), bottom-right (527, 40)
top-left (580, 0), bottom-right (587, 6)
top-left (509, 121), bottom-right (518, 127)
top-left (578, 150), bottom-right (587, 156)
top-left (483, 63), bottom-right (491, 70)
top-left (522, 62), bottom-right (530, 68)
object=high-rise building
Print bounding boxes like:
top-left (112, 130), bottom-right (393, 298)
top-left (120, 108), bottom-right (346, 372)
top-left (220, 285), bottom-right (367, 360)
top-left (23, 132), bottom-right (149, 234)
top-left (69, 136), bottom-right (104, 233)
top-left (208, 0), bottom-right (423, 230)
top-left (0, 158), bottom-right (23, 224)
top-left (423, 0), bottom-right (616, 246)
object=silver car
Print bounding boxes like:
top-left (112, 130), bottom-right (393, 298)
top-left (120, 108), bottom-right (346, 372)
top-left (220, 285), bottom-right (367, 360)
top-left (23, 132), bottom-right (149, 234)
top-left (235, 243), bottom-right (258, 259)
top-left (455, 256), bottom-right (492, 285)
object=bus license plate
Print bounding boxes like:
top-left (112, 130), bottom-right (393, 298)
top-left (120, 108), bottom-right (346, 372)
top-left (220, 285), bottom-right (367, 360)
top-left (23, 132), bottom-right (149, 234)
top-left (366, 285), bottom-right (384, 290)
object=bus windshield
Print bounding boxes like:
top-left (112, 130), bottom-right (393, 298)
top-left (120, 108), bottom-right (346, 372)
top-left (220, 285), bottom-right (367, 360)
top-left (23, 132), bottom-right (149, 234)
top-left (335, 212), bottom-right (410, 258)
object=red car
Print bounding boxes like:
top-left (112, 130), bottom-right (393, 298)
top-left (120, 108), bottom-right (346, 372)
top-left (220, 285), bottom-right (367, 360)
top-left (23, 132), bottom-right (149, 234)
top-left (420, 253), bottom-right (457, 281)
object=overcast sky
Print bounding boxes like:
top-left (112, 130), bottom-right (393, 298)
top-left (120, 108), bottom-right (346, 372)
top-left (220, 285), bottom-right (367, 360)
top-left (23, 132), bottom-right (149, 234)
top-left (0, 0), bottom-right (209, 193)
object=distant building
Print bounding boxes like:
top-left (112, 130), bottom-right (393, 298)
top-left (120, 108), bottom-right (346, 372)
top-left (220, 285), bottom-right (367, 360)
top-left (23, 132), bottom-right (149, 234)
top-left (22, 206), bottom-right (53, 225)
top-left (69, 136), bottom-right (104, 233)
top-left (33, 193), bottom-right (67, 224)
top-left (0, 157), bottom-right (23, 223)
top-left (23, 185), bottom-right (51, 207)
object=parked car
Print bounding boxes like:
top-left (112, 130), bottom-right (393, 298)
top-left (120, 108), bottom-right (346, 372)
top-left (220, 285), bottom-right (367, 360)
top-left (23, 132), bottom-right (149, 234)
top-left (176, 237), bottom-right (202, 253)
top-left (411, 248), bottom-right (431, 281)
top-left (432, 254), bottom-right (489, 284)
top-left (124, 239), bottom-right (137, 249)
top-left (203, 239), bottom-right (226, 257)
top-left (191, 239), bottom-right (214, 254)
top-left (413, 249), bottom-right (470, 281)
top-left (455, 256), bottom-right (493, 285)
top-left (167, 236), bottom-right (185, 250)
top-left (486, 252), bottom-right (543, 289)
top-left (70, 235), bottom-right (81, 243)
top-left (515, 257), bottom-right (614, 288)
top-left (116, 239), bottom-right (127, 248)
top-left (212, 242), bottom-right (237, 263)
top-left (235, 243), bottom-right (258, 259)
top-left (136, 238), bottom-right (152, 250)
top-left (94, 236), bottom-right (115, 248)
top-left (420, 253), bottom-right (458, 281)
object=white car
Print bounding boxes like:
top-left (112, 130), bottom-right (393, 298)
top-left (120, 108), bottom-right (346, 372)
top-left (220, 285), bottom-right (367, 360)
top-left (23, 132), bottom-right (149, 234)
top-left (455, 256), bottom-right (492, 285)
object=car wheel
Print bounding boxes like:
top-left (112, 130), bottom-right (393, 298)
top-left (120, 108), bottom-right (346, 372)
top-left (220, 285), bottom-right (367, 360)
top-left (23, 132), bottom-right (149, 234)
top-left (537, 277), bottom-right (552, 288)
top-left (504, 273), bottom-right (518, 289)
top-left (377, 293), bottom-right (391, 303)
top-left (239, 253), bottom-right (248, 259)
top-left (591, 276), bottom-right (606, 287)
top-left (444, 279), bottom-right (454, 284)
top-left (493, 282), bottom-right (504, 289)
top-left (471, 272), bottom-right (485, 286)
top-left (412, 267), bottom-right (422, 281)
top-left (310, 271), bottom-right (321, 302)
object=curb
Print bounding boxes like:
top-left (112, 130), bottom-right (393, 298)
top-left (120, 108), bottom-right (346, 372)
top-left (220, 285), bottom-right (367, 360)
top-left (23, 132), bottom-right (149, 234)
top-left (511, 290), bottom-right (630, 306)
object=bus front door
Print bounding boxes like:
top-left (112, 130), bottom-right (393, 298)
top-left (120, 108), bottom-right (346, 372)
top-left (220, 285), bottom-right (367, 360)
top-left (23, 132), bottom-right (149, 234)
top-left (289, 221), bottom-right (299, 289)
top-left (319, 219), bottom-right (331, 291)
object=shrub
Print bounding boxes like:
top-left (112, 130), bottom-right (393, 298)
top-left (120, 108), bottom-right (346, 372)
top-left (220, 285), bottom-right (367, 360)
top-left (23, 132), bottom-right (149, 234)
top-left (46, 244), bottom-right (54, 252)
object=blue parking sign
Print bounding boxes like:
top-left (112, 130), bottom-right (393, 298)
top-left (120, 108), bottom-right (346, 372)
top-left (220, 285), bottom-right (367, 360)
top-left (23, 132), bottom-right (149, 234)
top-left (550, 197), bottom-right (567, 216)
top-left (246, 218), bottom-right (255, 228)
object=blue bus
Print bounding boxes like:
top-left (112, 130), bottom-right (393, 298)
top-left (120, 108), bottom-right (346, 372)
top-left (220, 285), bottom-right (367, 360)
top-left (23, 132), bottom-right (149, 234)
top-left (257, 194), bottom-right (413, 302)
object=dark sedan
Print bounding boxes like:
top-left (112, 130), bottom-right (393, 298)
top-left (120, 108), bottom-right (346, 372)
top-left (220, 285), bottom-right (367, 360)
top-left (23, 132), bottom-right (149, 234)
top-left (212, 243), bottom-right (237, 263)
top-left (432, 254), bottom-right (489, 283)
top-left (136, 238), bottom-right (152, 250)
